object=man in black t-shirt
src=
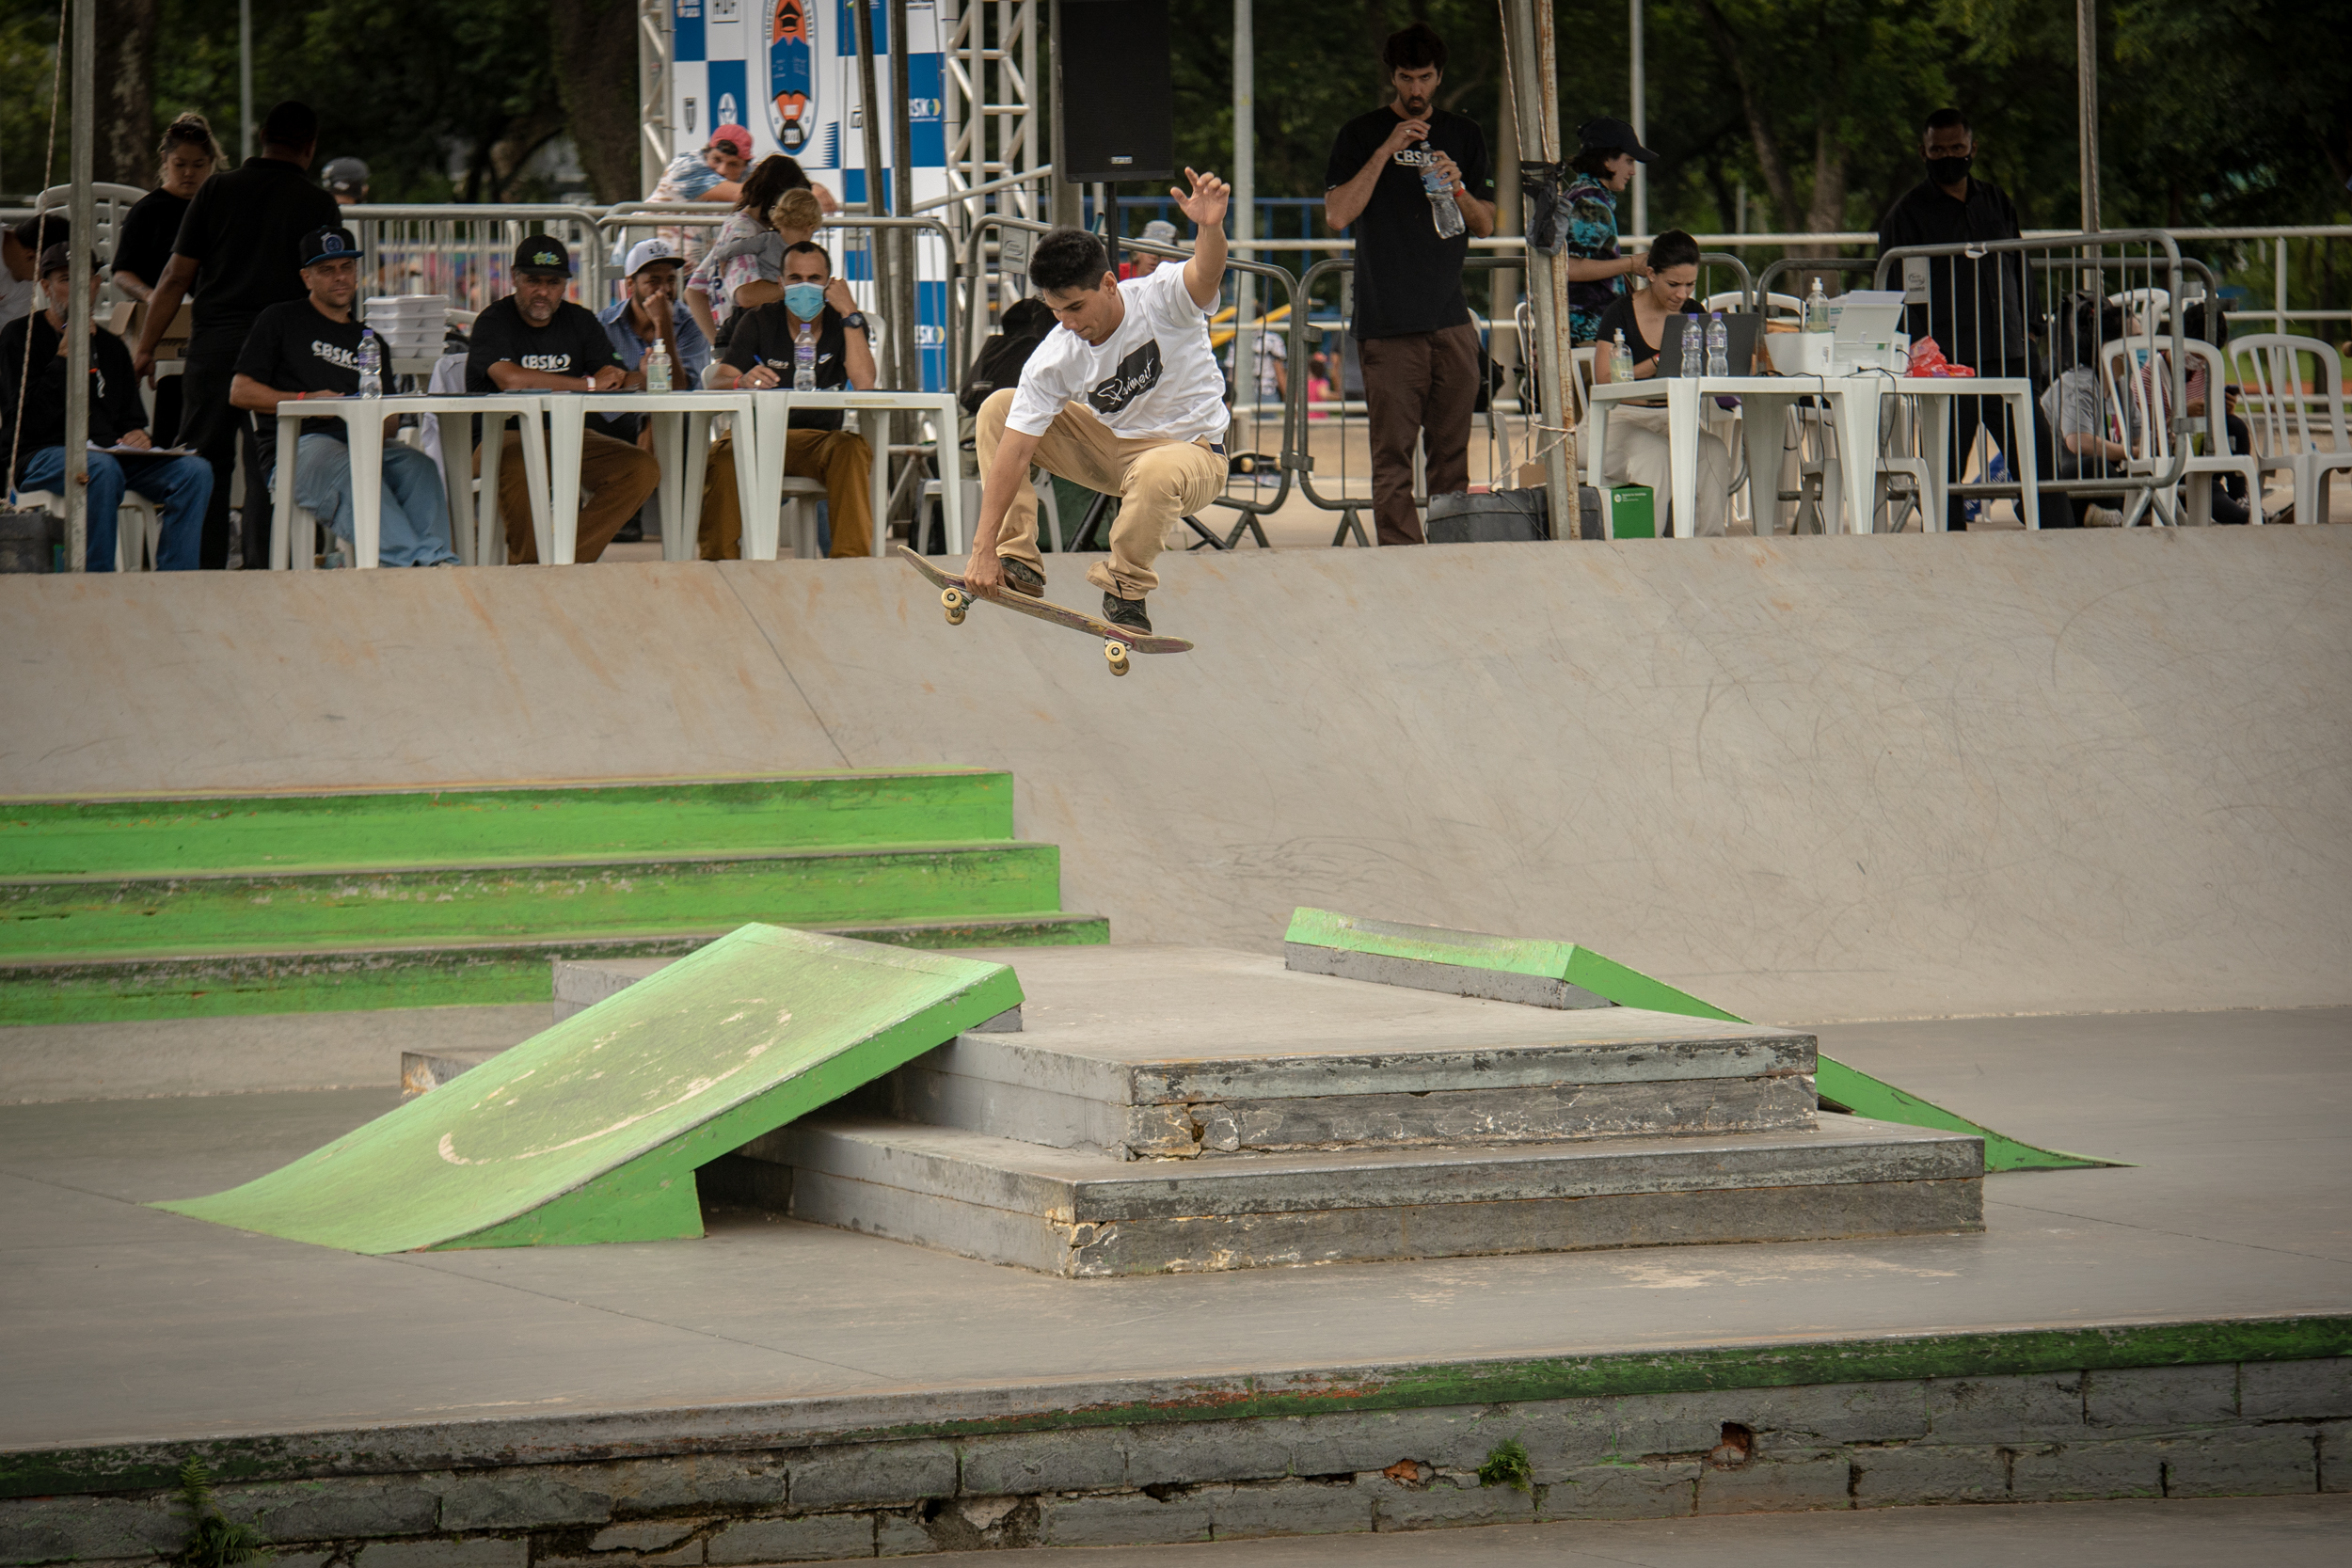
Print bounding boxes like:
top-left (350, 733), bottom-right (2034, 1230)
top-left (0, 245), bottom-right (211, 570)
top-left (1878, 106), bottom-right (2034, 531)
top-left (131, 100), bottom-right (341, 569)
top-left (1324, 24), bottom-right (1495, 546)
top-left (464, 237), bottom-right (659, 563)
top-left (698, 240), bottom-right (877, 560)
top-left (228, 226), bottom-right (456, 566)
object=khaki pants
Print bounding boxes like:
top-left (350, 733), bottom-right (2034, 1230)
top-left (976, 388), bottom-right (1226, 599)
top-left (697, 428), bottom-right (874, 560)
top-left (1359, 322), bottom-right (1482, 546)
top-left (476, 428), bottom-right (658, 563)
top-left (1601, 404), bottom-right (1732, 537)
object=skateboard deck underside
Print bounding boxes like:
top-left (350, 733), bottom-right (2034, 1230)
top-left (896, 546), bottom-right (1194, 655)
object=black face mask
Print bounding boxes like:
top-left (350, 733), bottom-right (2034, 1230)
top-left (1926, 154), bottom-right (1974, 187)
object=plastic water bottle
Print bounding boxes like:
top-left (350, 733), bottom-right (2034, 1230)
top-left (793, 322), bottom-right (818, 391)
top-left (1804, 277), bottom-right (1831, 334)
top-left (1420, 149), bottom-right (1465, 239)
top-left (1677, 316), bottom-right (1702, 378)
top-left (1611, 328), bottom-right (1633, 385)
top-left (357, 328), bottom-right (382, 398)
top-left (644, 340), bottom-right (672, 394)
top-left (1706, 310), bottom-right (1730, 378)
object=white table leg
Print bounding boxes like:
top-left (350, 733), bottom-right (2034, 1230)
top-left (939, 398), bottom-right (967, 555)
top-left (866, 412), bottom-right (890, 561)
top-left (348, 411), bottom-right (384, 568)
top-left (516, 410), bottom-right (551, 561)
top-left (675, 412), bottom-right (711, 562)
top-left (1742, 393), bottom-right (1789, 537)
top-left (1827, 378), bottom-right (1883, 534)
top-left (273, 413), bottom-right (299, 570)
top-left (745, 396), bottom-right (786, 560)
top-left (544, 404), bottom-right (582, 564)
top-left (729, 414), bottom-right (759, 558)
top-left (476, 415), bottom-right (506, 565)
top-left (1919, 394), bottom-right (1952, 531)
top-left (1666, 379), bottom-right (1701, 538)
top-left (436, 414), bottom-right (474, 565)
top-left (649, 410), bottom-right (684, 562)
top-left (2008, 389), bottom-right (2041, 531)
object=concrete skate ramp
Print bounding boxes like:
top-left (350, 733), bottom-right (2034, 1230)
top-left (152, 925), bottom-right (1021, 1252)
top-left (6, 530), bottom-right (2348, 1022)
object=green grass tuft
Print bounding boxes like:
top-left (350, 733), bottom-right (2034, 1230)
top-left (1478, 1436), bottom-right (1534, 1493)
top-left (174, 1459), bottom-right (272, 1568)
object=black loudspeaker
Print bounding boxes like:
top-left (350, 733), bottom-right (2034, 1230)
top-left (1057, 0), bottom-right (1174, 182)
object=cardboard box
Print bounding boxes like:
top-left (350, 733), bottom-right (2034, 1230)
top-left (1607, 484), bottom-right (1655, 539)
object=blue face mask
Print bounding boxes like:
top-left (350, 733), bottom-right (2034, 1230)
top-left (783, 282), bottom-right (826, 321)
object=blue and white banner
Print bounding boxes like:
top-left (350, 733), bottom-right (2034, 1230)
top-left (672, 0), bottom-right (952, 387)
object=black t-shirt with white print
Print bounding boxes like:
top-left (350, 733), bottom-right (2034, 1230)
top-left (1323, 104), bottom-right (1492, 341)
top-left (465, 294), bottom-right (631, 438)
top-left (233, 296), bottom-right (366, 441)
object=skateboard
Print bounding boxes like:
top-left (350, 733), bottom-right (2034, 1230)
top-left (896, 546), bottom-right (1194, 677)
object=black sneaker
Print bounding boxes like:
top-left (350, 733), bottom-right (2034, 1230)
top-left (1101, 592), bottom-right (1152, 636)
top-left (1001, 557), bottom-right (1046, 597)
top-left (614, 518), bottom-right (644, 543)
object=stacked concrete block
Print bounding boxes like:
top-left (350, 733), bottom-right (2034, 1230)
top-left (7, 1355), bottom-right (2342, 1566)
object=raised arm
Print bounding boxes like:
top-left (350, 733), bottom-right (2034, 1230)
top-left (1173, 169), bottom-right (1230, 310)
top-left (1324, 115), bottom-right (1422, 232)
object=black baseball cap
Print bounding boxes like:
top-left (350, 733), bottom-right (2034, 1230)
top-left (513, 237), bottom-right (572, 277)
top-left (37, 242), bottom-right (103, 278)
top-left (297, 226), bottom-right (360, 268)
top-left (1576, 117), bottom-right (1659, 164)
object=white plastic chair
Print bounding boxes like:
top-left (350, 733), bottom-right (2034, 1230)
top-left (778, 476), bottom-right (829, 559)
top-left (2103, 337), bottom-right (2264, 526)
top-left (2224, 333), bottom-right (2352, 523)
top-left (13, 488), bottom-right (162, 570)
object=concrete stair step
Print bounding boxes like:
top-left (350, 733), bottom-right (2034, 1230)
top-left (0, 769), bottom-right (1019, 878)
top-left (719, 1113), bottom-right (1985, 1277)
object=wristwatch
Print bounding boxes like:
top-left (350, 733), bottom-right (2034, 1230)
top-left (840, 311), bottom-right (869, 333)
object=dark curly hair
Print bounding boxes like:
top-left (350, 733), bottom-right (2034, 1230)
top-left (1382, 23), bottom-right (1446, 73)
top-left (1029, 227), bottom-right (1111, 294)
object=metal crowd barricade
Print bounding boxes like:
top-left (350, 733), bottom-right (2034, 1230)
top-left (1874, 230), bottom-right (2190, 526)
top-left (341, 204), bottom-right (611, 314)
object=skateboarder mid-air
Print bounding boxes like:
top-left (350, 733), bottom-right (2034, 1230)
top-left (963, 168), bottom-right (1235, 635)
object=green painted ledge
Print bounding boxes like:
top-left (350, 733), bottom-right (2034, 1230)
top-left (1285, 908), bottom-right (2121, 1172)
top-left (0, 770), bottom-right (1017, 879)
top-left (4, 1313), bottom-right (2344, 1497)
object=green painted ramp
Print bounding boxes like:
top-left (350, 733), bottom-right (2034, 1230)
top-left (152, 924), bottom-right (1022, 1252)
top-left (1284, 908), bottom-right (2117, 1173)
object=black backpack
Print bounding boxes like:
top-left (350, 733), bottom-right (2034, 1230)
top-left (959, 297), bottom-right (1055, 414)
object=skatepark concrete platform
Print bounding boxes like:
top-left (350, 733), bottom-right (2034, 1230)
top-left (0, 1004), bottom-right (2343, 1562)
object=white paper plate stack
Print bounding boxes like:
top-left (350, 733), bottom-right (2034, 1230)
top-left (363, 295), bottom-right (451, 358)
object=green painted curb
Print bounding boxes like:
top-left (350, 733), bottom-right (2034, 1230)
top-left (1285, 908), bottom-right (2121, 1172)
top-left (0, 771), bottom-right (1016, 878)
top-left (0, 914), bottom-right (1108, 1026)
top-left (5, 1313), bottom-right (2344, 1497)
top-left (151, 924), bottom-right (1024, 1253)
top-left (2, 845), bottom-right (1066, 959)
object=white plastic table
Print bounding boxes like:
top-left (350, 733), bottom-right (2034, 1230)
top-left (270, 394), bottom-right (550, 569)
top-left (1816, 374), bottom-right (2042, 531)
top-left (538, 390), bottom-right (761, 563)
top-left (742, 388), bottom-right (967, 560)
top-left (1587, 375), bottom-right (1820, 538)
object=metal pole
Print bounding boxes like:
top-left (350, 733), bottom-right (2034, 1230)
top-left (2075, 0), bottom-right (2099, 231)
top-left (1046, 0), bottom-right (1079, 227)
top-left (1507, 0), bottom-right (1573, 538)
top-left (1232, 0), bottom-right (1253, 445)
top-left (239, 0), bottom-right (254, 161)
top-left (1629, 0), bottom-right (1645, 238)
top-left (888, 0), bottom-right (916, 392)
top-left (64, 0), bottom-right (96, 572)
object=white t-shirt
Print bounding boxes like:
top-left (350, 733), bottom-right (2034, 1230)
top-left (1006, 265), bottom-right (1226, 443)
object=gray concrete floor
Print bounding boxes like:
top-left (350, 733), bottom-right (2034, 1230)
top-left (923, 1496), bottom-right (2352, 1565)
top-left (1, 1005), bottom-right (2344, 1451)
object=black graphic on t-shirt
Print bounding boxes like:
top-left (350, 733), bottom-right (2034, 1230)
top-left (1088, 340), bottom-right (1163, 416)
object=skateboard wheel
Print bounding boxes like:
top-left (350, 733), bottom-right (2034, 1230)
top-left (946, 606), bottom-right (966, 626)
top-left (940, 587), bottom-right (966, 611)
top-left (1104, 640), bottom-right (1131, 676)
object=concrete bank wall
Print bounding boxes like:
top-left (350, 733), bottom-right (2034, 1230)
top-left (5, 530), bottom-right (2347, 1022)
top-left (4, 1356), bottom-right (2345, 1560)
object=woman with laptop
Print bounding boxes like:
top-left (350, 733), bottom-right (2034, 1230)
top-left (1588, 229), bottom-right (1735, 536)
